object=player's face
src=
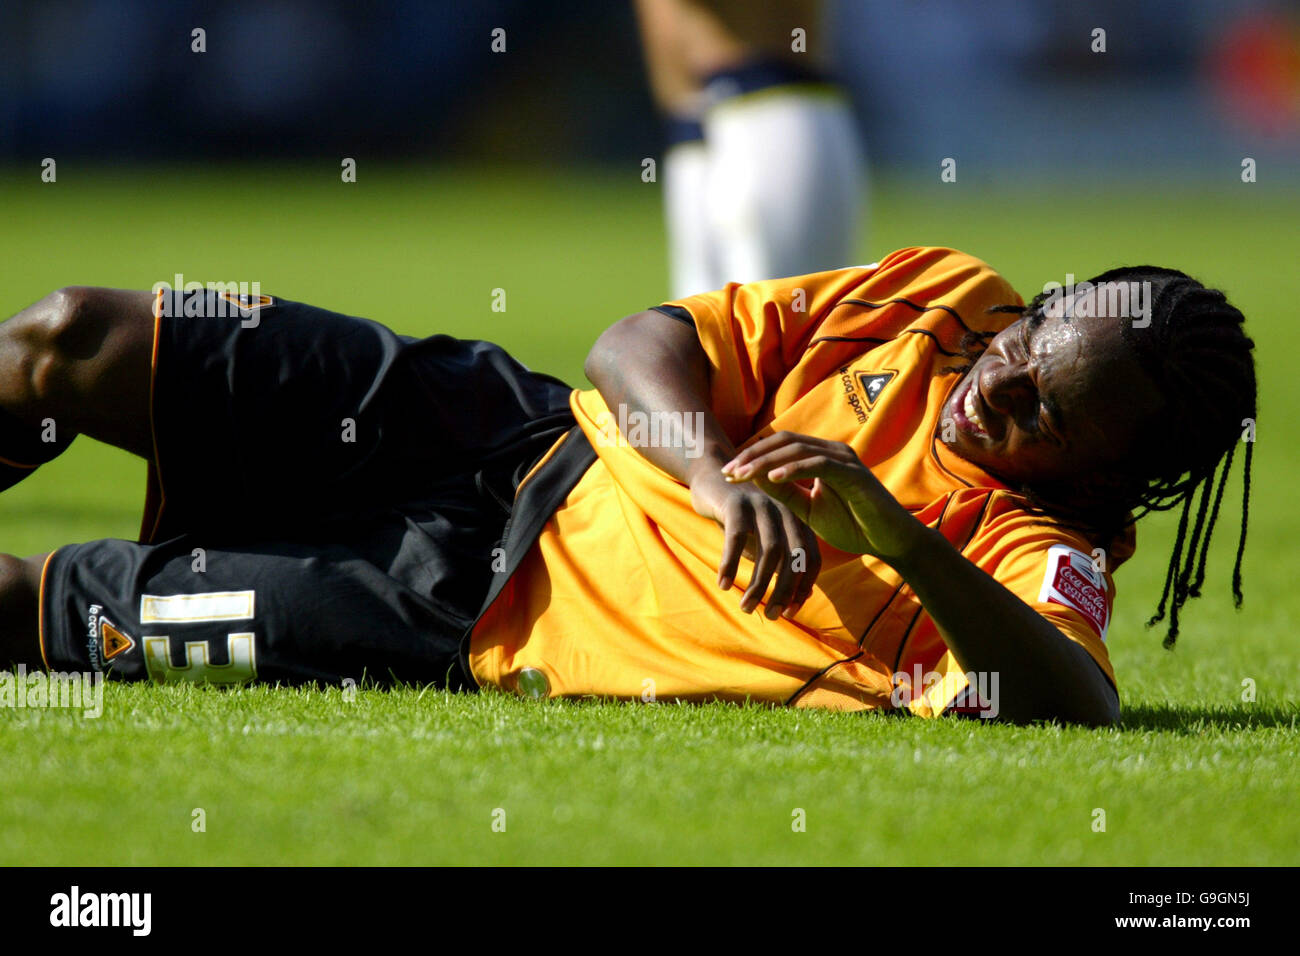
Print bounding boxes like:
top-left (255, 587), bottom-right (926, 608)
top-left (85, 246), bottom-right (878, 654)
top-left (942, 288), bottom-right (1163, 489)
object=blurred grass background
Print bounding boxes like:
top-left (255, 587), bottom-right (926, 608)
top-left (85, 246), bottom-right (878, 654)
top-left (0, 166), bottom-right (1296, 864)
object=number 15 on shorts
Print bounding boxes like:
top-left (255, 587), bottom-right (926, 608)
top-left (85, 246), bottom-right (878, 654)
top-left (138, 590), bottom-right (258, 685)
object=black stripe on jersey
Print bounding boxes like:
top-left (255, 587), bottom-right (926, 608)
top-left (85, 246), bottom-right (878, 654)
top-left (890, 605), bottom-right (929, 676)
top-left (782, 493), bottom-right (962, 708)
top-left (930, 371), bottom-right (991, 490)
top-left (931, 445), bottom-right (971, 487)
top-left (651, 304), bottom-right (695, 327)
top-left (931, 416), bottom-right (990, 488)
top-left (891, 490), bottom-right (995, 675)
top-left (875, 491), bottom-right (959, 671)
top-left (831, 295), bottom-right (984, 337)
top-left (809, 334), bottom-right (890, 348)
top-left (812, 328), bottom-right (964, 357)
top-left (782, 571), bottom-right (908, 707)
top-left (782, 650), bottom-right (866, 708)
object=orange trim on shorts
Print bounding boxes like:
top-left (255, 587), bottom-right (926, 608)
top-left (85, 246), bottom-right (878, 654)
top-left (37, 550), bottom-right (57, 671)
top-left (140, 297), bottom-right (167, 543)
top-left (514, 420), bottom-right (574, 494)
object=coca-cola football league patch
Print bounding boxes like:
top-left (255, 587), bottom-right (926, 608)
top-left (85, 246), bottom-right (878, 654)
top-left (1037, 544), bottom-right (1111, 642)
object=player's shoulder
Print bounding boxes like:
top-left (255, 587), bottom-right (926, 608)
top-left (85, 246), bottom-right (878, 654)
top-left (963, 487), bottom-right (1137, 571)
top-left (799, 247), bottom-right (1022, 339)
top-left (770, 247), bottom-right (1021, 324)
top-left (861, 246), bottom-right (1020, 299)
top-left (660, 247), bottom-right (1024, 338)
top-left (748, 246), bottom-right (1008, 289)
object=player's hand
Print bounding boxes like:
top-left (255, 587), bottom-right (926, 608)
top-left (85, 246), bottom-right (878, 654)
top-left (721, 432), bottom-right (923, 566)
top-left (688, 465), bottom-right (823, 620)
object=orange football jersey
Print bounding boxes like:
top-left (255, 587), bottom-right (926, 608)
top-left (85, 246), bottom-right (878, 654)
top-left (468, 247), bottom-right (1130, 716)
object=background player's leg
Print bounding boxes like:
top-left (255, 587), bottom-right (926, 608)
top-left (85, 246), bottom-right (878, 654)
top-left (663, 123), bottom-right (719, 297)
top-left (637, 0), bottom-right (867, 292)
top-left (0, 288), bottom-right (156, 491)
top-left (704, 86), bottom-right (866, 281)
top-left (637, 0), bottom-right (737, 296)
top-left (0, 553), bottom-right (46, 668)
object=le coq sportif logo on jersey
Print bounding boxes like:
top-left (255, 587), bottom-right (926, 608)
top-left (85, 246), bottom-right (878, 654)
top-left (838, 366), bottom-right (895, 424)
top-left (857, 371), bottom-right (895, 407)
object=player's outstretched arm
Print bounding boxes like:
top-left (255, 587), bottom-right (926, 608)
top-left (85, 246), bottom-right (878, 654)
top-left (726, 432), bottom-right (1120, 726)
top-left (585, 310), bottom-right (822, 619)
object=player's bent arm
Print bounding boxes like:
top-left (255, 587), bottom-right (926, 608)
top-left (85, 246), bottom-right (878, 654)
top-left (585, 310), bottom-right (824, 616)
top-left (584, 309), bottom-right (734, 485)
top-left (892, 527), bottom-right (1120, 727)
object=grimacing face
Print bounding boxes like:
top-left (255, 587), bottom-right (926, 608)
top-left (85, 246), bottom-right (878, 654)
top-left (942, 287), bottom-right (1165, 490)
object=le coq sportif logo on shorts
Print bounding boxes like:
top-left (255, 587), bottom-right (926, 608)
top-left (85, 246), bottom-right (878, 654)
top-left (151, 273), bottom-right (275, 328)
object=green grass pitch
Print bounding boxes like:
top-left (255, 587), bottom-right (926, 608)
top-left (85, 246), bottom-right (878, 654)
top-left (1, 166), bottom-right (1296, 865)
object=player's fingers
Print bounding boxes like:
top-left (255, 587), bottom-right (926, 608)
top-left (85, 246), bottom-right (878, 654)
top-left (782, 520), bottom-right (823, 618)
top-left (724, 444), bottom-right (815, 483)
top-left (749, 472), bottom-right (812, 522)
top-left (723, 432), bottom-right (846, 475)
top-left (717, 498), bottom-right (754, 591)
top-left (741, 504), bottom-right (784, 614)
top-left (760, 453), bottom-right (861, 487)
top-left (728, 430), bottom-right (842, 460)
top-left (727, 443), bottom-right (860, 486)
top-left (764, 510), bottom-right (804, 620)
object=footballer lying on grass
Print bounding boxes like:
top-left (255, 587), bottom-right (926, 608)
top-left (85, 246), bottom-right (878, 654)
top-left (0, 247), bottom-right (1255, 726)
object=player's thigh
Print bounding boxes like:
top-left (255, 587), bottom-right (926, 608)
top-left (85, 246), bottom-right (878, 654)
top-left (152, 296), bottom-right (414, 532)
top-left (38, 532), bottom-right (474, 688)
top-left (151, 297), bottom-right (572, 538)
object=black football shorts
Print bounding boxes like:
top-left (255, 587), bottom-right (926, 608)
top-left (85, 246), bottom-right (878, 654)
top-left (38, 295), bottom-right (576, 689)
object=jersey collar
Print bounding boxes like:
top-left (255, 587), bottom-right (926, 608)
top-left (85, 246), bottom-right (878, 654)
top-left (928, 371), bottom-right (1012, 491)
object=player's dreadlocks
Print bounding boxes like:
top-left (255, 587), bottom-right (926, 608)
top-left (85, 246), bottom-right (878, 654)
top-left (971, 268), bottom-right (1256, 647)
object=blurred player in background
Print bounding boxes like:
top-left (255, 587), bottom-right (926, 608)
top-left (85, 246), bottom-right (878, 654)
top-left (635, 0), bottom-right (867, 297)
